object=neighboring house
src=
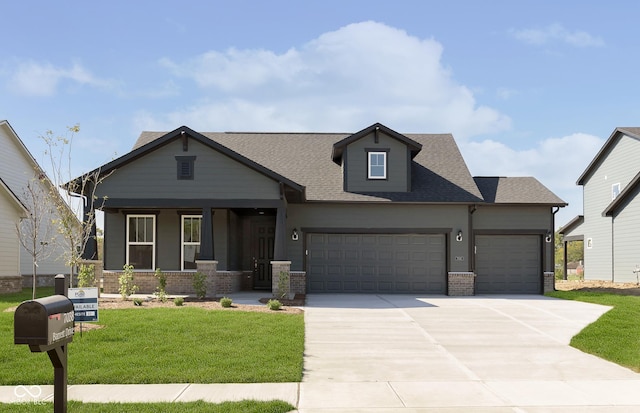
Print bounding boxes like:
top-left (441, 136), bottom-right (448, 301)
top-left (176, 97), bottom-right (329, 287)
top-left (76, 123), bottom-right (565, 296)
top-left (0, 177), bottom-right (27, 292)
top-left (560, 127), bottom-right (640, 283)
top-left (0, 120), bottom-right (69, 293)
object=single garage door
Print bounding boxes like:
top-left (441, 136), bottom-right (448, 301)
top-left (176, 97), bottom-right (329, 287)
top-left (475, 235), bottom-right (541, 294)
top-left (307, 233), bottom-right (446, 293)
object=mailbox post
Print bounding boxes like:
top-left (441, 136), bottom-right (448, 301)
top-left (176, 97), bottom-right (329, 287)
top-left (14, 274), bottom-right (73, 413)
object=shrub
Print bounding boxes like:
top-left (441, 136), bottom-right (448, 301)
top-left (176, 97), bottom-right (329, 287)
top-left (119, 264), bottom-right (138, 300)
top-left (78, 264), bottom-right (95, 288)
top-left (220, 297), bottom-right (233, 308)
top-left (192, 271), bottom-right (206, 299)
top-left (174, 297), bottom-right (184, 306)
top-left (133, 298), bottom-right (143, 306)
top-left (154, 268), bottom-right (168, 303)
top-left (267, 299), bottom-right (282, 311)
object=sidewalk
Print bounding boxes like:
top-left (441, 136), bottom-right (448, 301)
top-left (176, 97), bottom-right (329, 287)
top-left (2, 383), bottom-right (299, 405)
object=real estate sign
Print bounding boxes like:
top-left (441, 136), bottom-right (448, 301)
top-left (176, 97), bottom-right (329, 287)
top-left (68, 287), bottom-right (99, 322)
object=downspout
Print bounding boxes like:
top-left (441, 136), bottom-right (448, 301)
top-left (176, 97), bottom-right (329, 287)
top-left (469, 205), bottom-right (477, 273)
top-left (611, 215), bottom-right (615, 282)
top-left (551, 206), bottom-right (560, 285)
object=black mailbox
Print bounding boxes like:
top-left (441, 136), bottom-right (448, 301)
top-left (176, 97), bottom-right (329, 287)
top-left (14, 295), bottom-right (74, 352)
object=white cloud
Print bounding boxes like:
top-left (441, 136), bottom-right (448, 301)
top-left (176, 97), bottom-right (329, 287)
top-left (461, 132), bottom-right (605, 227)
top-left (153, 21), bottom-right (511, 136)
top-left (7, 60), bottom-right (114, 97)
top-left (511, 24), bottom-right (604, 48)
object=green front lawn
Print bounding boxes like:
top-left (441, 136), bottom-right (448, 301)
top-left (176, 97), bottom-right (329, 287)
top-left (1, 289), bottom-right (304, 384)
top-left (546, 290), bottom-right (640, 372)
top-left (0, 400), bottom-right (294, 413)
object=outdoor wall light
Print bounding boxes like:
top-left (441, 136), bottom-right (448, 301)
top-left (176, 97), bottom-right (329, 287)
top-left (291, 229), bottom-right (299, 241)
top-left (456, 230), bottom-right (463, 242)
top-left (545, 232), bottom-right (552, 243)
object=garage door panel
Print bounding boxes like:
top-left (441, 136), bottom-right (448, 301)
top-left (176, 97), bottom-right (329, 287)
top-left (308, 233), bottom-right (446, 293)
top-left (475, 235), bottom-right (541, 294)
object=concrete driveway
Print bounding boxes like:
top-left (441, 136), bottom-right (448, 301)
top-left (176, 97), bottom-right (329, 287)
top-left (299, 294), bottom-right (640, 412)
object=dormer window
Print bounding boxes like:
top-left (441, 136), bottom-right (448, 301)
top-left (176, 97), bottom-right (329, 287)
top-left (368, 151), bottom-right (387, 180)
top-left (176, 156), bottom-right (196, 180)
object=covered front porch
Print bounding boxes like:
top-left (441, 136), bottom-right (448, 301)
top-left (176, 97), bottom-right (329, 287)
top-left (94, 200), bottom-right (306, 297)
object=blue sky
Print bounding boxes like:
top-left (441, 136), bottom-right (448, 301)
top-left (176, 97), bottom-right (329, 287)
top-left (2, 1), bottom-right (638, 227)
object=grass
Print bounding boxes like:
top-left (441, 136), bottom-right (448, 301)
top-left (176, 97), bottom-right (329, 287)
top-left (546, 290), bottom-right (640, 372)
top-left (0, 400), bottom-right (294, 412)
top-left (1, 288), bottom-right (304, 385)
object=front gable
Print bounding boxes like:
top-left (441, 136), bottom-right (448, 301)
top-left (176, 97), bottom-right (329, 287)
top-left (331, 123), bottom-right (422, 193)
top-left (88, 127), bottom-right (305, 205)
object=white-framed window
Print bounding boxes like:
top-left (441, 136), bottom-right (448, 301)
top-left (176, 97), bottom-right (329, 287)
top-left (612, 183), bottom-right (621, 200)
top-left (126, 215), bottom-right (155, 270)
top-left (368, 151), bottom-right (387, 179)
top-left (182, 215), bottom-right (201, 270)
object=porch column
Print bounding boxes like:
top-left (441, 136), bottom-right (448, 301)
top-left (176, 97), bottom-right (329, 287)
top-left (273, 204), bottom-right (287, 261)
top-left (200, 207), bottom-right (214, 260)
top-left (82, 187), bottom-right (97, 260)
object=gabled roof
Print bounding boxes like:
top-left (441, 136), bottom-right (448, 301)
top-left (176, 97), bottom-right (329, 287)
top-left (76, 126), bottom-right (306, 199)
top-left (602, 170), bottom-right (640, 217)
top-left (0, 120), bottom-right (42, 174)
top-left (473, 177), bottom-right (567, 206)
top-left (558, 215), bottom-right (584, 235)
top-left (134, 125), bottom-right (483, 203)
top-left (577, 127), bottom-right (640, 185)
top-left (122, 123), bottom-right (564, 205)
top-left (0, 176), bottom-right (27, 216)
top-left (330, 123), bottom-right (422, 164)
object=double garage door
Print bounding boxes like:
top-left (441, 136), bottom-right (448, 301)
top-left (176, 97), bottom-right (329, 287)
top-left (307, 233), bottom-right (543, 294)
top-left (307, 233), bottom-right (446, 293)
top-left (475, 235), bottom-right (542, 294)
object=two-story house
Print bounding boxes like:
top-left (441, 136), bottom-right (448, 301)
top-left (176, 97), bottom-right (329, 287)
top-left (560, 127), bottom-right (640, 282)
top-left (0, 120), bottom-right (71, 293)
top-left (73, 123), bottom-right (565, 296)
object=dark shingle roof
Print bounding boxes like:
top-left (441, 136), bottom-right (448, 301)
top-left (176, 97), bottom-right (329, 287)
top-left (135, 129), bottom-right (484, 203)
top-left (129, 125), bottom-right (564, 206)
top-left (473, 177), bottom-right (566, 206)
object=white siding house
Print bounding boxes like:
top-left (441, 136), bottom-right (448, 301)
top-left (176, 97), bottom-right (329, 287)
top-left (0, 120), bottom-right (70, 292)
top-left (0, 178), bottom-right (27, 292)
top-left (560, 127), bottom-right (640, 282)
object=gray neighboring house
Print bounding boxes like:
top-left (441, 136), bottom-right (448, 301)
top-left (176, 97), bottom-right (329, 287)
top-left (76, 123), bottom-right (565, 296)
top-left (560, 127), bottom-right (640, 282)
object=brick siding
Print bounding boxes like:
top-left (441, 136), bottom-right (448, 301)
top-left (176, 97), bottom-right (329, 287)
top-left (0, 276), bottom-right (23, 293)
top-left (543, 272), bottom-right (555, 293)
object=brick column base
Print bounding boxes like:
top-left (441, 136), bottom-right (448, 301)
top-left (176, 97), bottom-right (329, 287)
top-left (448, 272), bottom-right (475, 296)
top-left (196, 260), bottom-right (218, 297)
top-left (543, 272), bottom-right (555, 293)
top-left (271, 261), bottom-right (292, 299)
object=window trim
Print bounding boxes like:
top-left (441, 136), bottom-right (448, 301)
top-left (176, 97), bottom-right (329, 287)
top-left (126, 214), bottom-right (156, 270)
top-left (612, 183), bottom-right (621, 200)
top-left (367, 151), bottom-right (387, 180)
top-left (181, 214), bottom-right (202, 271)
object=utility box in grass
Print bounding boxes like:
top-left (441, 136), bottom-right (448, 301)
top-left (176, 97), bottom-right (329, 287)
top-left (14, 295), bottom-right (74, 352)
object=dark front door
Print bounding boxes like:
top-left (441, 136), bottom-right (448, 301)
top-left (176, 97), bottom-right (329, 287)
top-left (251, 220), bottom-right (275, 289)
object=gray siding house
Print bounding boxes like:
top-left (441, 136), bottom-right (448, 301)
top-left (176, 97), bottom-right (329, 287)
top-left (77, 123), bottom-right (565, 296)
top-left (560, 127), bottom-right (640, 282)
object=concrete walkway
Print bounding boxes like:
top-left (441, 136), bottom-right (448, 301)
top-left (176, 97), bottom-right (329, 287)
top-left (3, 294), bottom-right (640, 412)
